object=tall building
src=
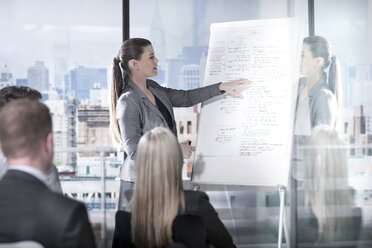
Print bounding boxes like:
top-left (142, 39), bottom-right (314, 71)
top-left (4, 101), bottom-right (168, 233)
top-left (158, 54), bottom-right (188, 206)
top-left (344, 64), bottom-right (372, 117)
top-left (346, 105), bottom-right (371, 157)
top-left (53, 43), bottom-right (69, 95)
top-left (67, 98), bottom-right (77, 168)
top-left (167, 46), bottom-right (208, 89)
top-left (150, 2), bottom-right (166, 65)
top-left (0, 62), bottom-right (14, 88)
top-left (354, 105), bottom-right (366, 135)
top-left (167, 58), bottom-right (184, 89)
top-left (27, 61), bottom-right (49, 91)
top-left (15, 78), bottom-right (27, 86)
top-left (366, 115), bottom-right (372, 135)
top-left (89, 83), bottom-right (109, 107)
top-left (148, 3), bottom-right (167, 86)
top-left (69, 66), bottom-right (107, 100)
top-left (180, 64), bottom-right (201, 90)
top-left (76, 104), bottom-right (112, 156)
top-left (45, 98), bottom-right (68, 166)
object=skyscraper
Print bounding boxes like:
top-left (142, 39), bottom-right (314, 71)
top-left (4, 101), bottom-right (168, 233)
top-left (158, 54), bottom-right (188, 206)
top-left (27, 61), bottom-right (49, 91)
top-left (0, 62), bottom-right (14, 88)
top-left (54, 43), bottom-right (69, 95)
top-left (15, 78), bottom-right (27, 86)
top-left (67, 98), bottom-right (77, 168)
top-left (69, 66), bottom-right (107, 100)
top-left (180, 64), bottom-right (200, 89)
top-left (76, 104), bottom-right (111, 152)
top-left (167, 46), bottom-right (208, 89)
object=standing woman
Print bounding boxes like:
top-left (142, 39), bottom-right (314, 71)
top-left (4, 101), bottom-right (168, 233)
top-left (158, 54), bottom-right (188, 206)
top-left (297, 35), bottom-right (343, 132)
top-left (110, 38), bottom-right (249, 210)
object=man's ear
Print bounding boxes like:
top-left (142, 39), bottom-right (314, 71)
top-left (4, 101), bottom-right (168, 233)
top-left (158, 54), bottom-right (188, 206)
top-left (45, 132), bottom-right (53, 154)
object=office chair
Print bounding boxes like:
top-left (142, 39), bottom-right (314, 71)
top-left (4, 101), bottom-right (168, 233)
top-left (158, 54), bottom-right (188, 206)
top-left (0, 241), bottom-right (44, 248)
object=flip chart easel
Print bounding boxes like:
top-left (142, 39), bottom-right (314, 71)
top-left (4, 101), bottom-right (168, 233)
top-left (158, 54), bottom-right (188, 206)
top-left (191, 18), bottom-right (304, 248)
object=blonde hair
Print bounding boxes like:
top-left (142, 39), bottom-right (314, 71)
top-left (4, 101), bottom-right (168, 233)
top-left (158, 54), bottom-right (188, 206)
top-left (131, 127), bottom-right (185, 248)
top-left (305, 125), bottom-right (353, 241)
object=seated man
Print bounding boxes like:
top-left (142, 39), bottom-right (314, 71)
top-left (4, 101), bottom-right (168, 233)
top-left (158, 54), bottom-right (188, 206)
top-left (0, 86), bottom-right (62, 193)
top-left (0, 100), bottom-right (96, 248)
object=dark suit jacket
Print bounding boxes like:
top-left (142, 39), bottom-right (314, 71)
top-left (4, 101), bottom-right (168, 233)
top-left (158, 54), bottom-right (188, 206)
top-left (0, 170), bottom-right (96, 248)
top-left (116, 79), bottom-right (223, 182)
top-left (112, 190), bottom-right (235, 248)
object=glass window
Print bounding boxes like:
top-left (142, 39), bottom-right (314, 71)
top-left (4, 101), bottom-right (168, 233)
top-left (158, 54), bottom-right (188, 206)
top-left (0, 0), bottom-right (122, 245)
top-left (130, 1), bottom-right (313, 247)
top-left (296, 0), bottom-right (372, 246)
top-left (0, 0), bottom-right (121, 149)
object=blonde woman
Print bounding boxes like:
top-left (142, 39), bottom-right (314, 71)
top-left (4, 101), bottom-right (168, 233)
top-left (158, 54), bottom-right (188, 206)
top-left (112, 127), bottom-right (235, 248)
top-left (300, 125), bottom-right (360, 243)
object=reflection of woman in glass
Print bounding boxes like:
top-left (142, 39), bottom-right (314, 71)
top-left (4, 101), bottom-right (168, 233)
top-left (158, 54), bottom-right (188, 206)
top-left (293, 36), bottom-right (343, 181)
top-left (300, 125), bottom-right (359, 244)
top-left (292, 37), bottom-right (345, 234)
top-left (297, 35), bottom-right (343, 132)
top-left (110, 38), bottom-right (250, 210)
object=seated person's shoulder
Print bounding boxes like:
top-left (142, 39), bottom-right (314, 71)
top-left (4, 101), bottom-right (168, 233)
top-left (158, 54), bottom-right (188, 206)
top-left (184, 190), bottom-right (210, 213)
top-left (115, 210), bottom-right (131, 222)
top-left (115, 210), bottom-right (132, 232)
top-left (51, 192), bottom-right (87, 211)
top-left (184, 190), bottom-right (209, 200)
top-left (172, 214), bottom-right (206, 248)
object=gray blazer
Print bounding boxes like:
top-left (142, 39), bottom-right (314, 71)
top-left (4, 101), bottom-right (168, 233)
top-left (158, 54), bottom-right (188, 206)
top-left (292, 74), bottom-right (337, 180)
top-left (307, 73), bottom-right (337, 128)
top-left (116, 79), bottom-right (223, 182)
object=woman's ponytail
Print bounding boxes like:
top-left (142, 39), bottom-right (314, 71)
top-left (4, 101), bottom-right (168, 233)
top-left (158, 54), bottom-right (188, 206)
top-left (328, 55), bottom-right (343, 133)
top-left (110, 56), bottom-right (124, 147)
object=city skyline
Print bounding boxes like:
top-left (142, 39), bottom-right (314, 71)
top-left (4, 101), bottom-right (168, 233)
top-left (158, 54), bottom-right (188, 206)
top-left (1, 0), bottom-right (372, 143)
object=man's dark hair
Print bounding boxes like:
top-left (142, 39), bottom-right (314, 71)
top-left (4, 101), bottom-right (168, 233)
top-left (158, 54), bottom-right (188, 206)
top-left (0, 86), bottom-right (42, 110)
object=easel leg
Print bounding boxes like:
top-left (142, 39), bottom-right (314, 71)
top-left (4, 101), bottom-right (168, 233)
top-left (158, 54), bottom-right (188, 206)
top-left (224, 186), bottom-right (239, 243)
top-left (283, 201), bottom-right (289, 247)
top-left (290, 177), bottom-right (298, 248)
top-left (278, 186), bottom-right (289, 248)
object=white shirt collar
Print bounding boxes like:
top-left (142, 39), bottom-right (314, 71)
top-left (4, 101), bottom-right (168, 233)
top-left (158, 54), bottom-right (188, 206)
top-left (8, 164), bottom-right (49, 187)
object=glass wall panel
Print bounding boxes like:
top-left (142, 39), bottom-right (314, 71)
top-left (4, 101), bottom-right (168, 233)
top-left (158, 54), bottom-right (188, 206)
top-left (293, 0), bottom-right (372, 247)
top-left (130, 1), bottom-right (310, 247)
top-left (0, 0), bottom-right (122, 246)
